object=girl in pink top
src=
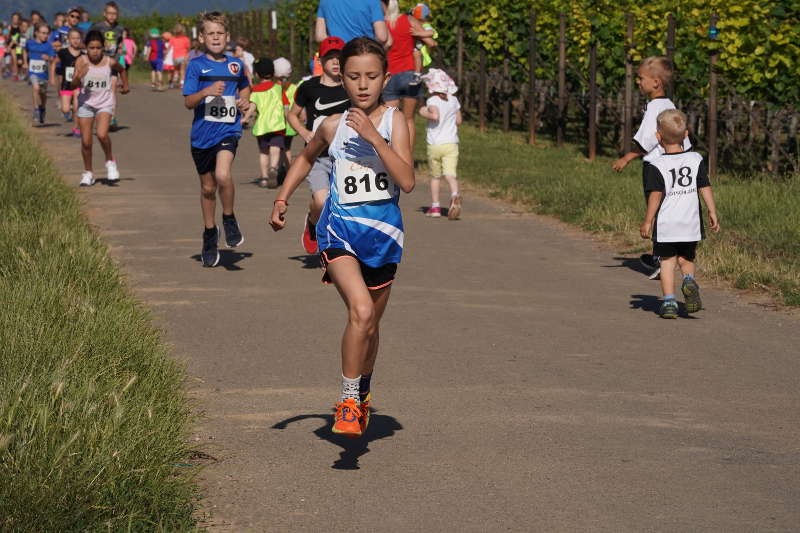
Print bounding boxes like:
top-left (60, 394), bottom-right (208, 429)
top-left (381, 0), bottom-right (435, 150)
top-left (122, 28), bottom-right (137, 71)
top-left (72, 30), bottom-right (129, 187)
top-left (170, 24), bottom-right (191, 88)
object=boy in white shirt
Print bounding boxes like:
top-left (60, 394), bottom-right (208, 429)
top-left (641, 109), bottom-right (719, 318)
top-left (613, 56), bottom-right (690, 278)
top-left (419, 68), bottom-right (462, 219)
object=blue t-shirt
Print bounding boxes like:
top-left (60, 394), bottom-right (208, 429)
top-left (317, 0), bottom-right (384, 42)
top-left (25, 40), bottom-right (55, 80)
top-left (183, 55), bottom-right (250, 149)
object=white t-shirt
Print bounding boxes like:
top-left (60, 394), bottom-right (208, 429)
top-left (644, 151), bottom-right (710, 242)
top-left (634, 97), bottom-right (691, 163)
top-left (242, 51), bottom-right (255, 75)
top-left (164, 42), bottom-right (174, 66)
top-left (425, 94), bottom-right (460, 146)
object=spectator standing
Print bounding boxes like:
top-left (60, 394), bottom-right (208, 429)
top-left (315, 0), bottom-right (388, 44)
top-left (171, 24), bottom-right (190, 88)
top-left (382, 0), bottom-right (436, 150)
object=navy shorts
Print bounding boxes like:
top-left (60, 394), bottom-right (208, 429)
top-left (320, 248), bottom-right (397, 290)
top-left (191, 136), bottom-right (238, 176)
top-left (256, 132), bottom-right (286, 151)
top-left (653, 241), bottom-right (698, 261)
top-left (383, 70), bottom-right (421, 101)
top-left (149, 59), bottom-right (163, 72)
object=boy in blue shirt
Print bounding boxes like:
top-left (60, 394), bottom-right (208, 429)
top-left (183, 12), bottom-right (251, 267)
top-left (23, 23), bottom-right (56, 125)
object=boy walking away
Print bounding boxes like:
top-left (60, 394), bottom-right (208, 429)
top-left (419, 68), bottom-right (462, 219)
top-left (183, 11), bottom-right (251, 267)
top-left (640, 109), bottom-right (719, 319)
top-left (286, 36), bottom-right (349, 253)
top-left (613, 56), bottom-right (690, 279)
top-left (143, 28), bottom-right (164, 91)
top-left (250, 58), bottom-right (290, 189)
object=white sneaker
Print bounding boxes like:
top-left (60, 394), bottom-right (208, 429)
top-left (105, 160), bottom-right (120, 182)
top-left (79, 171), bottom-right (95, 187)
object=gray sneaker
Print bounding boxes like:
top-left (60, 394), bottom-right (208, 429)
top-left (659, 299), bottom-right (679, 319)
top-left (681, 277), bottom-right (703, 313)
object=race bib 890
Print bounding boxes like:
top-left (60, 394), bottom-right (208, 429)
top-left (204, 95), bottom-right (236, 123)
top-left (335, 158), bottom-right (395, 204)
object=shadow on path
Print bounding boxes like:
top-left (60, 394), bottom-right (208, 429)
top-left (288, 254), bottom-right (321, 269)
top-left (272, 412), bottom-right (403, 470)
top-left (190, 250), bottom-right (253, 271)
top-left (605, 256), bottom-right (651, 275)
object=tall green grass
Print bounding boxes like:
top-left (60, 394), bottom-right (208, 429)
top-left (0, 92), bottom-right (197, 529)
top-left (416, 120), bottom-right (800, 306)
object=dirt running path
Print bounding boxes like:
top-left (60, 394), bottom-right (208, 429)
top-left (6, 80), bottom-right (799, 532)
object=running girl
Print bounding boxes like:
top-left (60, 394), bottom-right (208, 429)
top-left (57, 28), bottom-right (82, 136)
top-left (23, 23), bottom-right (56, 125)
top-left (270, 37), bottom-right (415, 438)
top-left (72, 30), bottom-right (129, 186)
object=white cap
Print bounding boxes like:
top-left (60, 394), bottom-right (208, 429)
top-left (274, 57), bottom-right (292, 78)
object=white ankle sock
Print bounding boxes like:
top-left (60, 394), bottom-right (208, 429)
top-left (341, 374), bottom-right (361, 402)
top-left (431, 202), bottom-right (440, 208)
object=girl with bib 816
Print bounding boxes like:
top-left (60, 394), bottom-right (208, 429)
top-left (71, 30), bottom-right (129, 187)
top-left (270, 37), bottom-right (415, 438)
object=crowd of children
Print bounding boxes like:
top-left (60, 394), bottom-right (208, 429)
top-left (1, 1), bottom-right (723, 440)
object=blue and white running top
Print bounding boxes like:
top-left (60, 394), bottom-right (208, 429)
top-left (317, 107), bottom-right (404, 268)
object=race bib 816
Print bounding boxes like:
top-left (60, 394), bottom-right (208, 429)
top-left (335, 158), bottom-right (395, 204)
top-left (204, 95), bottom-right (236, 123)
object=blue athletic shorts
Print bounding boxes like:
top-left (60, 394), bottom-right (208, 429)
top-left (149, 59), bottom-right (163, 72)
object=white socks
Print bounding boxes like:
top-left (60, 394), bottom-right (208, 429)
top-left (341, 374), bottom-right (361, 402)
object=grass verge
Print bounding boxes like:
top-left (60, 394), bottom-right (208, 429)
top-left (0, 90), bottom-right (197, 528)
top-left (415, 120), bottom-right (800, 306)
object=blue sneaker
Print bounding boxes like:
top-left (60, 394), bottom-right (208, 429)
top-left (222, 215), bottom-right (244, 248)
top-left (659, 299), bottom-right (679, 319)
top-left (201, 227), bottom-right (220, 267)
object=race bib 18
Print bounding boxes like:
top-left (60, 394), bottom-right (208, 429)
top-left (335, 158), bottom-right (395, 204)
top-left (204, 95), bottom-right (236, 123)
top-left (65, 66), bottom-right (74, 82)
top-left (29, 59), bottom-right (46, 74)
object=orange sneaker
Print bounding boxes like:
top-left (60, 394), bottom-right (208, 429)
top-left (332, 398), bottom-right (363, 437)
top-left (359, 393), bottom-right (372, 434)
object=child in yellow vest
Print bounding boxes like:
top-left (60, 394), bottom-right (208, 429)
top-left (251, 57), bottom-right (290, 188)
top-left (274, 56), bottom-right (299, 167)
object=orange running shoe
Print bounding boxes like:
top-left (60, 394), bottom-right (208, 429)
top-left (332, 398), bottom-right (363, 437)
top-left (359, 393), bottom-right (372, 434)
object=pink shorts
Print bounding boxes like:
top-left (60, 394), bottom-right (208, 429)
top-left (59, 89), bottom-right (76, 97)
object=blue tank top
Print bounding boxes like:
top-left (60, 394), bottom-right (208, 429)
top-left (317, 107), bottom-right (404, 267)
